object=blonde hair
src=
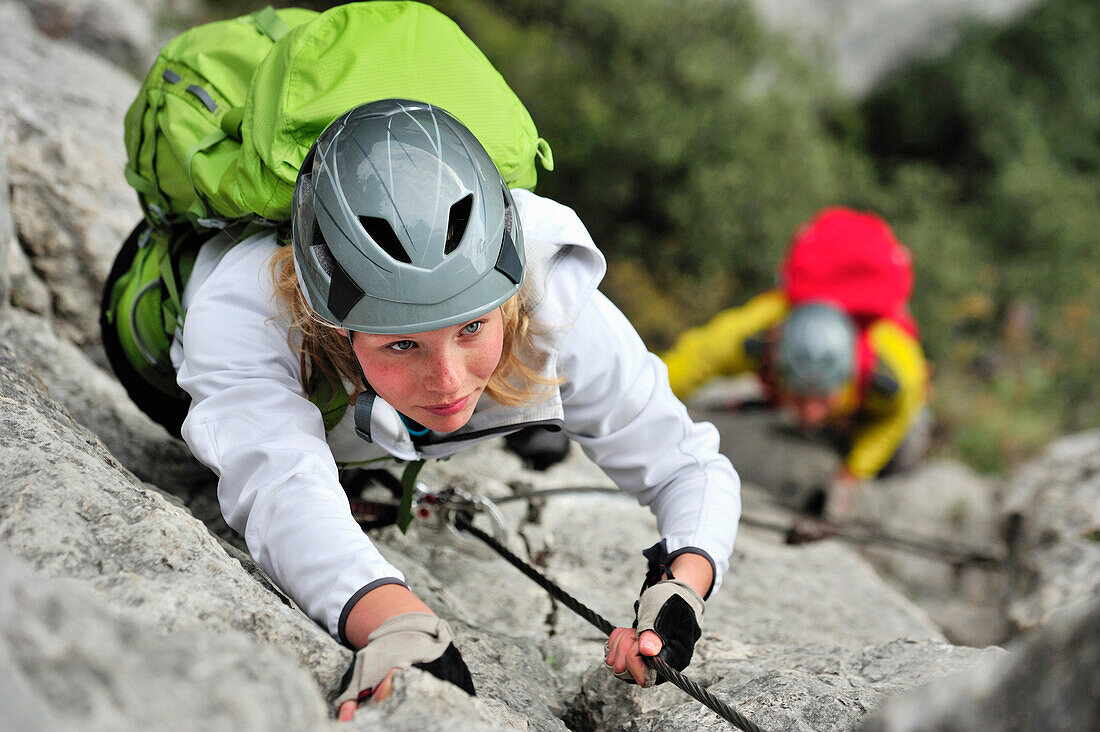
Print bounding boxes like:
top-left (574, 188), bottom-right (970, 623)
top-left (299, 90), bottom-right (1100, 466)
top-left (270, 245), bottom-right (554, 407)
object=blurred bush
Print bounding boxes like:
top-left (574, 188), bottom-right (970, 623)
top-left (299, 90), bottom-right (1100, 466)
top-left (861, 0), bottom-right (1100, 467)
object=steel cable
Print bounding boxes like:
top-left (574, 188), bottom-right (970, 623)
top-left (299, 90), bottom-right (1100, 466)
top-left (452, 515), bottom-right (766, 732)
top-left (499, 485), bottom-right (1003, 566)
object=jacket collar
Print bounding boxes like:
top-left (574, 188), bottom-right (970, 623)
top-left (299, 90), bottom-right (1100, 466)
top-left (352, 387), bottom-right (564, 460)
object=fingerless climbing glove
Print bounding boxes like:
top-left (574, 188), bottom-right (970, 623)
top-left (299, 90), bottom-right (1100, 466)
top-left (336, 613), bottom-right (475, 706)
top-left (615, 579), bottom-right (705, 687)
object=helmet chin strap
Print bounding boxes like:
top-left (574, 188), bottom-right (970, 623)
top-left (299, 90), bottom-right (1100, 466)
top-left (345, 329), bottom-right (430, 443)
top-left (347, 330), bottom-right (379, 443)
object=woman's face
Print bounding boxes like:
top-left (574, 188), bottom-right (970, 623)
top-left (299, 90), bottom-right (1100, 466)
top-left (780, 389), bottom-right (841, 431)
top-left (349, 309), bottom-right (505, 433)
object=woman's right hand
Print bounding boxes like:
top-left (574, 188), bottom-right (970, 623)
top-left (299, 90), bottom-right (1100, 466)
top-left (338, 669), bottom-right (397, 720)
top-left (335, 612), bottom-right (475, 721)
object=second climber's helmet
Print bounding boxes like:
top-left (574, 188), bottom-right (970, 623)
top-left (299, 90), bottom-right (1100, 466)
top-left (291, 99), bottom-right (525, 334)
top-left (776, 302), bottom-right (856, 396)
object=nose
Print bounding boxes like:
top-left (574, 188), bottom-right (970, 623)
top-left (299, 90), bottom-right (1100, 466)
top-left (424, 345), bottom-right (464, 395)
top-left (796, 398), bottom-right (830, 429)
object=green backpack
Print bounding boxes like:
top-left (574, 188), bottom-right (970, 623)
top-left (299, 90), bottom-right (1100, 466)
top-left (102, 2), bottom-right (553, 437)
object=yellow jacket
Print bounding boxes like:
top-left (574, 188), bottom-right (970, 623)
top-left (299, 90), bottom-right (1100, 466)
top-left (662, 291), bottom-right (929, 478)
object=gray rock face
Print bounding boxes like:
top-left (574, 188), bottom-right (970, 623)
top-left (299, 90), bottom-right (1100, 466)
top-left (1002, 430), bottom-right (1100, 633)
top-left (846, 460), bottom-right (1008, 647)
top-left (862, 599), bottom-right (1100, 732)
top-left (0, 1), bottom-right (142, 346)
top-left (0, 337), bottom-right (350, 693)
top-left (692, 390), bottom-right (1009, 648)
top-left (373, 447), bottom-right (998, 731)
top-left (567, 639), bottom-right (1002, 732)
top-left (20, 0), bottom-right (164, 72)
top-left (751, 0), bottom-right (1041, 95)
top-left (545, 505), bottom-right (996, 731)
top-left (0, 544), bottom-right (332, 731)
top-left (0, 114), bottom-right (12, 305)
top-left (6, 231), bottom-right (54, 315)
top-left (345, 669), bottom-right (507, 731)
top-left (0, 307), bottom-right (213, 495)
top-left (690, 397), bottom-right (840, 512)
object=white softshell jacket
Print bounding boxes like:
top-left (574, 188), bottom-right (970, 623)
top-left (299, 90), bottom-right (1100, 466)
top-left (171, 190), bottom-right (741, 643)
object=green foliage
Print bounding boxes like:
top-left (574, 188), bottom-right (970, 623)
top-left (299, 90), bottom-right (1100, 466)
top-left (860, 0), bottom-right (1100, 467)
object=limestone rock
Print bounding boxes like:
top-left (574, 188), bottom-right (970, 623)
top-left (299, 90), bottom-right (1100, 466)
top-left (691, 403), bottom-right (840, 511)
top-left (691, 395), bottom-right (1011, 648)
top-left (345, 668), bottom-right (504, 731)
top-left (0, 544), bottom-right (332, 731)
top-left (20, 0), bottom-right (164, 73)
top-left (6, 235), bottom-right (53, 315)
top-left (0, 337), bottom-right (350, 696)
top-left (848, 460), bottom-right (1008, 647)
top-left (380, 442), bottom-right (1000, 731)
top-left (1002, 430), bottom-right (1100, 633)
top-left (862, 599), bottom-right (1100, 731)
top-left (0, 1), bottom-right (142, 345)
top-left (752, 0), bottom-right (1041, 96)
top-left (565, 639), bottom-right (1002, 732)
top-left (0, 307), bottom-right (212, 496)
top-left (0, 115), bottom-right (11, 305)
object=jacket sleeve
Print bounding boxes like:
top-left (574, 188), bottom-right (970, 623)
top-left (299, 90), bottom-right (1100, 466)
top-left (558, 291), bottom-right (742, 594)
top-left (173, 240), bottom-right (405, 644)
top-left (660, 290), bottom-right (790, 401)
top-left (845, 320), bottom-right (929, 478)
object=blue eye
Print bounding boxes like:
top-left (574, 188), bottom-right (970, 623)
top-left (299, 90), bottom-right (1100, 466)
top-left (389, 340), bottom-right (415, 352)
top-left (462, 321), bottom-right (483, 335)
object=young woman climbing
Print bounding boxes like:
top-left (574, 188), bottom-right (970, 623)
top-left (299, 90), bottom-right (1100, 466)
top-left (169, 99), bottom-right (741, 718)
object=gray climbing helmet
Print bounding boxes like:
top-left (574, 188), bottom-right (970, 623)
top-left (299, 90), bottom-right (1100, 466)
top-left (777, 302), bottom-right (856, 396)
top-left (291, 99), bottom-right (525, 334)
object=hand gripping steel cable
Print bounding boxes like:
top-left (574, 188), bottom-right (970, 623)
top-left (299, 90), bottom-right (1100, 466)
top-left (349, 478), bottom-right (765, 730)
top-left (449, 513), bottom-right (765, 732)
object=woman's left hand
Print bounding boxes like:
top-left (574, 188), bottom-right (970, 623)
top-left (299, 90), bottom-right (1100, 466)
top-left (604, 625), bottom-right (664, 686)
top-left (824, 468), bottom-right (862, 523)
top-left (606, 551), bottom-right (710, 687)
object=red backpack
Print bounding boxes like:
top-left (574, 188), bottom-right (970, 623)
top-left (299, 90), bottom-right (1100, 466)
top-left (780, 207), bottom-right (917, 333)
top-left (778, 207), bottom-right (918, 394)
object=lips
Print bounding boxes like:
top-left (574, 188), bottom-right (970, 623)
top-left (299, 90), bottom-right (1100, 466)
top-left (422, 394), bottom-right (471, 417)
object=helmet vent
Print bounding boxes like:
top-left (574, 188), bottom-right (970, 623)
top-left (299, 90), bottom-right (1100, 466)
top-left (297, 174), bottom-right (314, 208)
top-left (310, 222), bottom-right (334, 277)
top-left (359, 216), bottom-right (411, 264)
top-left (494, 187), bottom-right (522, 285)
top-left (445, 195), bottom-right (473, 255)
top-left (502, 187), bottom-right (514, 232)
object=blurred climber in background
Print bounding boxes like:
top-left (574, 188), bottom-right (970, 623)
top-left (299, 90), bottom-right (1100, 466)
top-left (661, 207), bottom-right (931, 521)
